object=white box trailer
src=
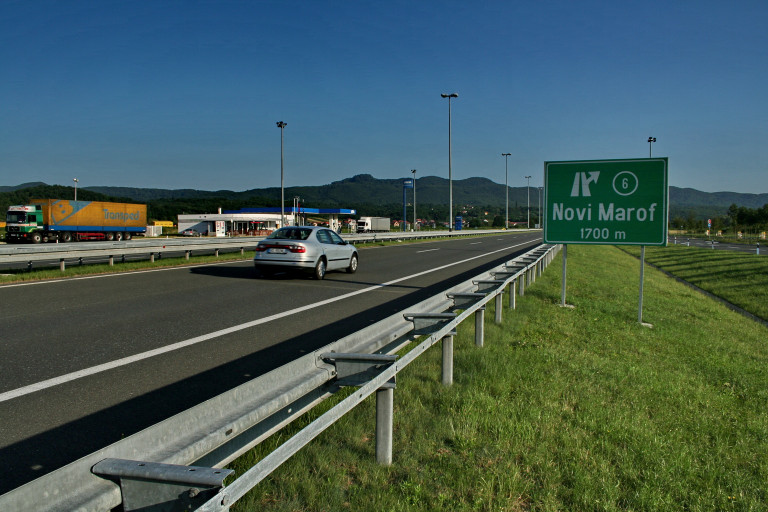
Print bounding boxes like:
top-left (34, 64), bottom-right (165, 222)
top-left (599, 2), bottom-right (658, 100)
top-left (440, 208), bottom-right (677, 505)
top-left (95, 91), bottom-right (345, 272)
top-left (356, 217), bottom-right (390, 233)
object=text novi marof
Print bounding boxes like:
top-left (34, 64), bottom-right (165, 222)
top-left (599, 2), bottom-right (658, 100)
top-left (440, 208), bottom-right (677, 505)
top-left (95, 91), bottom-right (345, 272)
top-left (552, 203), bottom-right (658, 222)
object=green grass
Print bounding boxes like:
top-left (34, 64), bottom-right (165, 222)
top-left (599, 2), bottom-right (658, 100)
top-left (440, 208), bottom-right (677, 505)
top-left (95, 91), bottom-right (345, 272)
top-left (622, 245), bottom-right (768, 321)
top-left (228, 244), bottom-right (768, 511)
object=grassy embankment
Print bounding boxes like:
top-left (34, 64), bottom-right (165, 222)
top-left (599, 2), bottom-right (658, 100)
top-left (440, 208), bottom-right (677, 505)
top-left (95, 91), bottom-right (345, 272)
top-left (228, 244), bottom-right (767, 511)
top-left (622, 244), bottom-right (768, 321)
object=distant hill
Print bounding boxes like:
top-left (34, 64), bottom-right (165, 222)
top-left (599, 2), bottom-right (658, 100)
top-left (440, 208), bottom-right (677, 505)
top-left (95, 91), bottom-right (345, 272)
top-left (0, 182), bottom-right (46, 192)
top-left (3, 175), bottom-right (767, 221)
top-left (83, 174), bottom-right (526, 207)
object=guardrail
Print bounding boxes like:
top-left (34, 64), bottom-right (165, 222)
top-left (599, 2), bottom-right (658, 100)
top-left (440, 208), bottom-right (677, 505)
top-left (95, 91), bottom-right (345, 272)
top-left (0, 241), bottom-right (559, 512)
top-left (0, 229), bottom-right (526, 270)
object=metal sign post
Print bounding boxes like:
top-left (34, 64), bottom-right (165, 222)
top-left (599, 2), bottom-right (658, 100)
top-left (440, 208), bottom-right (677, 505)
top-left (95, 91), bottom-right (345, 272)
top-left (561, 244), bottom-right (567, 307)
top-left (544, 158), bottom-right (668, 322)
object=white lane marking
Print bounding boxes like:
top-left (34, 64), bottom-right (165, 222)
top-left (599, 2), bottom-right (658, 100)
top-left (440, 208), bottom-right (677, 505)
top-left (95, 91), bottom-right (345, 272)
top-left (470, 242), bottom-right (482, 245)
top-left (0, 238), bottom-right (540, 402)
top-left (416, 249), bottom-right (440, 253)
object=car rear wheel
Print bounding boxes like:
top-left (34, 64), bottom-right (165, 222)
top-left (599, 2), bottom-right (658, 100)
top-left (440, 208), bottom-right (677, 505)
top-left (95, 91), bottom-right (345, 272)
top-left (346, 253), bottom-right (358, 274)
top-left (313, 258), bottom-right (326, 280)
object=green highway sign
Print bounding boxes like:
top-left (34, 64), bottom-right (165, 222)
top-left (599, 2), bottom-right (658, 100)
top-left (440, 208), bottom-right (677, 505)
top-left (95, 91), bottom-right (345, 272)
top-left (544, 158), bottom-right (668, 245)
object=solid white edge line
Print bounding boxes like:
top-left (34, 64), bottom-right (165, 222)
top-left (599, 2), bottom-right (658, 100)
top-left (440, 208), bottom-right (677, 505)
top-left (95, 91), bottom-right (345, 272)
top-left (0, 237), bottom-right (541, 402)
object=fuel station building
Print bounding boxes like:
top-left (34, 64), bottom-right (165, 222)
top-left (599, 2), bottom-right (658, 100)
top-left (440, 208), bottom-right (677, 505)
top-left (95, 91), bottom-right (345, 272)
top-left (177, 207), bottom-right (357, 236)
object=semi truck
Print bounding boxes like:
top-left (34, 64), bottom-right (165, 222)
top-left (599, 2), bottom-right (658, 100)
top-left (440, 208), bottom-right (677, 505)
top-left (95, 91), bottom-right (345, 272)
top-left (5, 199), bottom-right (147, 243)
top-left (356, 216), bottom-right (390, 233)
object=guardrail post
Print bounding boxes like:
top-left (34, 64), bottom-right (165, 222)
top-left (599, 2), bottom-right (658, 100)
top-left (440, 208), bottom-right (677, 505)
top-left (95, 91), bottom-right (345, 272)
top-left (185, 251), bottom-right (191, 261)
top-left (150, 253), bottom-right (155, 262)
top-left (240, 247), bottom-right (245, 256)
top-left (509, 281), bottom-right (516, 309)
top-left (495, 291), bottom-right (503, 324)
top-left (519, 271), bottom-right (526, 296)
top-left (475, 306), bottom-right (485, 347)
top-left (91, 458), bottom-right (233, 512)
top-left (376, 388), bottom-right (393, 465)
top-left (442, 335), bottom-right (453, 386)
top-left (109, 255), bottom-right (114, 266)
top-left (60, 259), bottom-right (65, 271)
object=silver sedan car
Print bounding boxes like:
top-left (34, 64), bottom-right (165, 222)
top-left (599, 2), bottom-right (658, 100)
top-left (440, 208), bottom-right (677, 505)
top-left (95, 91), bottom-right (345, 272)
top-left (253, 226), bottom-right (358, 279)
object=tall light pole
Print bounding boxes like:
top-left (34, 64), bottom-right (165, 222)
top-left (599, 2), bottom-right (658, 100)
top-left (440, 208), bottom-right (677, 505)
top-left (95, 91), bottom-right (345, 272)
top-left (73, 178), bottom-right (78, 202)
top-left (411, 169), bottom-right (417, 231)
top-left (525, 175), bottom-right (532, 228)
top-left (277, 121), bottom-right (287, 227)
top-left (648, 136), bottom-right (656, 158)
top-left (501, 153), bottom-right (511, 229)
top-left (441, 93), bottom-right (458, 231)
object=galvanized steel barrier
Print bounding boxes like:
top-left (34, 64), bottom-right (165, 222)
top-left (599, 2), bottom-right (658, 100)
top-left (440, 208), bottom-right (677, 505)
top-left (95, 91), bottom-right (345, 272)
top-left (0, 241), bottom-right (559, 512)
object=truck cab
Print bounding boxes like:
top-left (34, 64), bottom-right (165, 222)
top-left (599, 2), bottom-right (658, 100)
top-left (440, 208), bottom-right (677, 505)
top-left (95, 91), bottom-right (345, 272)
top-left (5, 205), bottom-right (44, 243)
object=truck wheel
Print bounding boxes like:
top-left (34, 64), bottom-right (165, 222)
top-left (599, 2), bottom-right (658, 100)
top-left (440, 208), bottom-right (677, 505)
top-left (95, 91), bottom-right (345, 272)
top-left (313, 258), bottom-right (326, 280)
top-left (105, 232), bottom-right (115, 241)
top-left (30, 232), bottom-right (42, 244)
top-left (60, 232), bottom-right (72, 243)
top-left (114, 232), bottom-right (123, 241)
top-left (124, 232), bottom-right (132, 241)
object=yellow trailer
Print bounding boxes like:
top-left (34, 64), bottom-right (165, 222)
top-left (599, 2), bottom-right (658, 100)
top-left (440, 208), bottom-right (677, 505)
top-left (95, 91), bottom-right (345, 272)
top-left (5, 199), bottom-right (147, 243)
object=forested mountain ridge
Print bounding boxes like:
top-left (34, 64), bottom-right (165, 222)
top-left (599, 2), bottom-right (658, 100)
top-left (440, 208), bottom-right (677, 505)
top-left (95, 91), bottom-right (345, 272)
top-left (2, 175), bottom-right (767, 224)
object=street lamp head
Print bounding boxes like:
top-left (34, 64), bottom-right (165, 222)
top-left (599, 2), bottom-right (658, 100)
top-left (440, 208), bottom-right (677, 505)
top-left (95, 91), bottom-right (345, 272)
top-left (501, 153), bottom-right (511, 157)
top-left (73, 178), bottom-right (78, 183)
top-left (440, 93), bottom-right (458, 98)
top-left (276, 121), bottom-right (287, 128)
top-left (648, 136), bottom-right (656, 143)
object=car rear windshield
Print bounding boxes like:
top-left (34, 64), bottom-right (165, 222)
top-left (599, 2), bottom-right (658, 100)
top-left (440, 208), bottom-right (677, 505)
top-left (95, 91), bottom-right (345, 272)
top-left (267, 227), bottom-right (312, 240)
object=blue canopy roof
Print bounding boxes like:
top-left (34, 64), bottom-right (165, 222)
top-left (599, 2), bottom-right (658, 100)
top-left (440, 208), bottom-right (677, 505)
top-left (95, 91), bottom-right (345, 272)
top-left (224, 207), bottom-right (356, 215)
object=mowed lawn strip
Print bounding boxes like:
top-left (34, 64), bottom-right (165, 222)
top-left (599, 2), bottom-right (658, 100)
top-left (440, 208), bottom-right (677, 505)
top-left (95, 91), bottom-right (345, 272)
top-left (228, 244), bottom-right (767, 511)
top-left (622, 244), bottom-right (768, 321)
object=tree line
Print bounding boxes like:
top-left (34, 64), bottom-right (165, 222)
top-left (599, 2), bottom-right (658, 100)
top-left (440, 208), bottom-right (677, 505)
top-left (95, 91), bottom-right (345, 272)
top-left (671, 203), bottom-right (768, 233)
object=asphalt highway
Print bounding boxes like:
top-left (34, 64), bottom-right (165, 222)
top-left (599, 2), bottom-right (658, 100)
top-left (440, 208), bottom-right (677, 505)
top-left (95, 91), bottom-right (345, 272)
top-left (0, 232), bottom-right (542, 494)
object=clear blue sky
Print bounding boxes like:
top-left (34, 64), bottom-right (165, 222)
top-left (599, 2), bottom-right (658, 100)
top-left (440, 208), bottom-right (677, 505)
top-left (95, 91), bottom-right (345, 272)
top-left (2, 0), bottom-right (766, 193)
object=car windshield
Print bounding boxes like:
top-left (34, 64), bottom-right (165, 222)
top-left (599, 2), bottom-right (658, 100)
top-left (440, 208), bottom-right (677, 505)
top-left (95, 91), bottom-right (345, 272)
top-left (267, 227), bottom-right (312, 240)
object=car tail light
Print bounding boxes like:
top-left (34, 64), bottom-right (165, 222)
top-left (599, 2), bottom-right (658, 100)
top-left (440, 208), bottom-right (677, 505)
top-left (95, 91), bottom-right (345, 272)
top-left (255, 245), bottom-right (267, 252)
top-left (288, 245), bottom-right (306, 253)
